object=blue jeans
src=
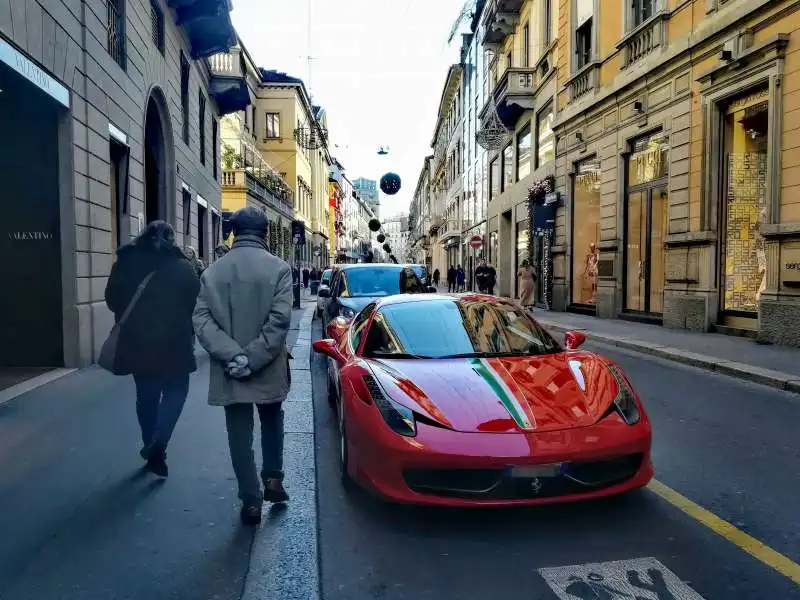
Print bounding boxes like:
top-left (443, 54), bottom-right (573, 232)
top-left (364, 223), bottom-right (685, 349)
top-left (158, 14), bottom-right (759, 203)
top-left (133, 374), bottom-right (190, 450)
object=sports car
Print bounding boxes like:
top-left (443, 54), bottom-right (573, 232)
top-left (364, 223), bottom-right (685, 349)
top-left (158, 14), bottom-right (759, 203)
top-left (312, 293), bottom-right (653, 507)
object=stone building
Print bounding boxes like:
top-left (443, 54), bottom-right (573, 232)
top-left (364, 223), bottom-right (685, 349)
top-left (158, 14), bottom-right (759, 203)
top-left (0, 0), bottom-right (238, 369)
top-left (551, 0), bottom-right (800, 345)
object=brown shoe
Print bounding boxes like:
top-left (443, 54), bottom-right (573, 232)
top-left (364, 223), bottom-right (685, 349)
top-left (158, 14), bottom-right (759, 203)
top-left (263, 479), bottom-right (289, 503)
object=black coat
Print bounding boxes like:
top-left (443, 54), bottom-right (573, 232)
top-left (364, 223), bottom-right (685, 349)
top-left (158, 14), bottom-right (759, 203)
top-left (105, 243), bottom-right (201, 376)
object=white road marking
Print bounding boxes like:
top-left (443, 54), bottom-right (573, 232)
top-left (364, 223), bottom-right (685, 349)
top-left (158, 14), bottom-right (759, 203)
top-left (539, 557), bottom-right (705, 600)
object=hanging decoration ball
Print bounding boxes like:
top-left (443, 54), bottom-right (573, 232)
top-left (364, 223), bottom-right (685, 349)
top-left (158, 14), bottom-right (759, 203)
top-left (383, 243), bottom-right (392, 253)
top-left (368, 218), bottom-right (381, 232)
top-left (380, 172), bottom-right (402, 196)
top-left (376, 233), bottom-right (386, 243)
top-left (389, 254), bottom-right (397, 263)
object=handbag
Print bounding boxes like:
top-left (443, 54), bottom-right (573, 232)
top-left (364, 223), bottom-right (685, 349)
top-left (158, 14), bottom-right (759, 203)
top-left (98, 271), bottom-right (157, 375)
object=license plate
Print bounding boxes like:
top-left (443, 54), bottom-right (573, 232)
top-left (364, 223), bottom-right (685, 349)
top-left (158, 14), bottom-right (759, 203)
top-left (507, 463), bottom-right (567, 478)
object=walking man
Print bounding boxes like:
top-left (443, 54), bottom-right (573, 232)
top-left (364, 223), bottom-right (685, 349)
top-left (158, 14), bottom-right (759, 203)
top-left (447, 265), bottom-right (456, 293)
top-left (193, 207), bottom-right (293, 525)
top-left (104, 221), bottom-right (200, 477)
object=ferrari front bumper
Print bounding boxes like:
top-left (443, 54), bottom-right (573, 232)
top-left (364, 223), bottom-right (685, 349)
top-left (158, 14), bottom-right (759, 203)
top-left (346, 402), bottom-right (653, 507)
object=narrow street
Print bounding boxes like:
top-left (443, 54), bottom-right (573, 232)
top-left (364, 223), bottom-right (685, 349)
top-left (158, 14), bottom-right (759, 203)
top-left (312, 317), bottom-right (800, 600)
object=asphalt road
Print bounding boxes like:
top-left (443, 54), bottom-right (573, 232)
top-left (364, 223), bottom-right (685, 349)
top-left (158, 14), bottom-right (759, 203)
top-left (0, 323), bottom-right (302, 600)
top-left (312, 320), bottom-right (800, 600)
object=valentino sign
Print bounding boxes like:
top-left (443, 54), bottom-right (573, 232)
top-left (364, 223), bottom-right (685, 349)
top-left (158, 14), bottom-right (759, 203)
top-left (8, 231), bottom-right (54, 241)
top-left (0, 39), bottom-right (70, 108)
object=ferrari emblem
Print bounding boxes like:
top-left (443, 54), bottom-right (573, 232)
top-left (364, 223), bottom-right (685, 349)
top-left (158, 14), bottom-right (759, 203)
top-left (530, 478), bottom-right (542, 494)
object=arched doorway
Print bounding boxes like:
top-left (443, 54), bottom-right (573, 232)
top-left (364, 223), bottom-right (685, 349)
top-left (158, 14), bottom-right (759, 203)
top-left (143, 89), bottom-right (174, 225)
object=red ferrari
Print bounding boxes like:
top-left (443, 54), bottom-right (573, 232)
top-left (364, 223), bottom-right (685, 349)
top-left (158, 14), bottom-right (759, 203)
top-left (312, 294), bottom-right (653, 507)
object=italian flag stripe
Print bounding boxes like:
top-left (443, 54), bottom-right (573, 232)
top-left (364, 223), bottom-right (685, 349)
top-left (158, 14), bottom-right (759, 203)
top-left (470, 358), bottom-right (534, 430)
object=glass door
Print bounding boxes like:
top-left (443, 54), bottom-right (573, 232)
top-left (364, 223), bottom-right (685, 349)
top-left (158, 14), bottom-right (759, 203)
top-left (625, 186), bottom-right (667, 314)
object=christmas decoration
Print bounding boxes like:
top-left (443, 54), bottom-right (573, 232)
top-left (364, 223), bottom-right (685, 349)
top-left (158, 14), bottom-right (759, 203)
top-left (383, 243), bottom-right (392, 253)
top-left (368, 218), bottom-right (381, 232)
top-left (526, 175), bottom-right (557, 310)
top-left (389, 254), bottom-right (397, 263)
top-left (476, 96), bottom-right (511, 151)
top-left (377, 233), bottom-right (386, 243)
top-left (380, 172), bottom-right (402, 195)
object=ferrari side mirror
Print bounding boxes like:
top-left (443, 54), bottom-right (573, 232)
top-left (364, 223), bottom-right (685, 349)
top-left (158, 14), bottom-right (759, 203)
top-left (318, 286), bottom-right (331, 298)
top-left (564, 330), bottom-right (587, 350)
top-left (312, 338), bottom-right (345, 363)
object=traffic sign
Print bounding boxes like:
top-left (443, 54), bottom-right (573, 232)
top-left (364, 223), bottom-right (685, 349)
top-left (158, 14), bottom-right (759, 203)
top-left (469, 235), bottom-right (483, 250)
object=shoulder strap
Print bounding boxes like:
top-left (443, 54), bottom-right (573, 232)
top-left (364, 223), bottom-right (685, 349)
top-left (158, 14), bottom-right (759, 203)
top-left (118, 271), bottom-right (157, 326)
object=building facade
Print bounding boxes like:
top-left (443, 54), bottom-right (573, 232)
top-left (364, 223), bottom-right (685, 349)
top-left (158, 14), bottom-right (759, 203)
top-left (0, 0), bottom-right (237, 368)
top-left (353, 177), bottom-right (380, 219)
top-left (382, 214), bottom-right (411, 263)
top-left (550, 0), bottom-right (800, 345)
top-left (409, 156), bottom-right (433, 267)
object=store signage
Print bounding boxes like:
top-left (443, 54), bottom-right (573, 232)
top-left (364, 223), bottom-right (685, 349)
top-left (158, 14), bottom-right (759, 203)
top-left (7, 231), bottom-right (54, 241)
top-left (780, 246), bottom-right (800, 284)
top-left (0, 39), bottom-right (69, 108)
top-left (544, 192), bottom-right (559, 205)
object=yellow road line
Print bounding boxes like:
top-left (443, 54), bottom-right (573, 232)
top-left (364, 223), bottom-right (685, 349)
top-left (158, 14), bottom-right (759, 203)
top-left (648, 479), bottom-right (800, 586)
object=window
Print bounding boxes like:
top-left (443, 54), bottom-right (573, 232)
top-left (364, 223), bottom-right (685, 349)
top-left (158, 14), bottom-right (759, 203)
top-left (571, 160), bottom-right (601, 305)
top-left (251, 106), bottom-right (257, 136)
top-left (182, 189), bottom-right (191, 236)
top-left (363, 300), bottom-right (560, 359)
top-left (502, 143), bottom-right (514, 192)
top-left (575, 0), bottom-right (593, 69)
top-left (197, 203), bottom-right (207, 260)
top-left (212, 211), bottom-right (221, 251)
top-left (341, 267), bottom-right (404, 298)
top-left (199, 92), bottom-right (206, 165)
top-left (349, 303), bottom-right (376, 353)
top-left (632, 0), bottom-right (656, 28)
top-left (266, 112), bottom-right (280, 138)
top-left (516, 123), bottom-right (532, 181)
top-left (106, 0), bottom-right (126, 68)
top-left (149, 0), bottom-right (164, 54)
top-left (544, 0), bottom-right (552, 46)
top-left (536, 104), bottom-right (554, 168)
top-left (180, 53), bottom-right (190, 144)
top-left (109, 140), bottom-right (130, 250)
top-left (522, 23), bottom-right (530, 67)
top-left (506, 50), bottom-right (512, 70)
top-left (212, 119), bottom-right (218, 180)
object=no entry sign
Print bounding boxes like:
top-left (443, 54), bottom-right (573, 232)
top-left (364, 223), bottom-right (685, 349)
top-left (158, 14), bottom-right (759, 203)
top-left (469, 235), bottom-right (483, 250)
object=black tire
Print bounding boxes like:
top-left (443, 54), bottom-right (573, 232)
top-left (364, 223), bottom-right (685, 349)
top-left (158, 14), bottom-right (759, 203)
top-left (327, 371), bottom-right (337, 405)
top-left (338, 403), bottom-right (355, 489)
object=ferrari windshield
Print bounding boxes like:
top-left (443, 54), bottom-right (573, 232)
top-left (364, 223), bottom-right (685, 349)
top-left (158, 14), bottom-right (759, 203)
top-left (341, 266), bottom-right (403, 298)
top-left (363, 299), bottom-right (561, 358)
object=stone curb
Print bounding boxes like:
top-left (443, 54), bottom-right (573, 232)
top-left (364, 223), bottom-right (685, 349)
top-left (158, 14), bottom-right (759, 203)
top-left (538, 320), bottom-right (800, 395)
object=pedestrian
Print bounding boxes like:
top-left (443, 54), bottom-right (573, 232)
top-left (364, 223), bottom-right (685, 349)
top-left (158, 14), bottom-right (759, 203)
top-left (447, 265), bottom-right (456, 293)
top-left (432, 268), bottom-right (440, 288)
top-left (302, 267), bottom-right (310, 289)
top-left (214, 244), bottom-right (230, 261)
top-left (475, 260), bottom-right (489, 293)
top-left (104, 221), bottom-right (200, 477)
top-left (486, 262), bottom-right (497, 295)
top-left (456, 265), bottom-right (466, 292)
top-left (193, 206), bottom-right (293, 526)
top-left (518, 259), bottom-right (536, 308)
top-left (184, 245), bottom-right (205, 277)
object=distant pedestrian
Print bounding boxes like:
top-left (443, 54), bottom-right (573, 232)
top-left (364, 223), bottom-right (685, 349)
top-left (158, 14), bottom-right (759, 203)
top-left (432, 268), bottom-right (440, 287)
top-left (475, 260), bottom-right (490, 293)
top-left (447, 266), bottom-right (456, 293)
top-left (486, 262), bottom-right (497, 295)
top-left (456, 265), bottom-right (466, 292)
top-left (518, 259), bottom-right (536, 308)
top-left (302, 268), bottom-right (310, 289)
top-left (214, 244), bottom-right (230, 261)
top-left (184, 246), bottom-right (205, 277)
top-left (193, 207), bottom-right (293, 526)
top-left (104, 221), bottom-right (200, 477)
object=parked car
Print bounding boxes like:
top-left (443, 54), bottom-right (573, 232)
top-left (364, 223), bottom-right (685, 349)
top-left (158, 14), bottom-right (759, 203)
top-left (316, 268), bottom-right (333, 318)
top-left (312, 293), bottom-right (653, 506)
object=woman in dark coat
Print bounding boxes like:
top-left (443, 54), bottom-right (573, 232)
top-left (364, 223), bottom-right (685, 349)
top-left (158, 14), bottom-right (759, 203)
top-left (105, 221), bottom-right (201, 477)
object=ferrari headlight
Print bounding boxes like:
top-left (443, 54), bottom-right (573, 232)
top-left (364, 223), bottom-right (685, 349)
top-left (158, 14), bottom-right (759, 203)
top-left (339, 306), bottom-right (356, 320)
top-left (608, 365), bottom-right (640, 425)
top-left (363, 375), bottom-right (416, 437)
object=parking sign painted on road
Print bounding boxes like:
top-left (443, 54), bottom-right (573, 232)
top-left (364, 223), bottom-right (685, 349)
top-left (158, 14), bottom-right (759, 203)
top-left (539, 557), bottom-right (705, 600)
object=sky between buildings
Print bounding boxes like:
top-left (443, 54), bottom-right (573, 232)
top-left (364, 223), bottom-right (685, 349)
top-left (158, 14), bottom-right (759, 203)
top-left (231, 0), bottom-right (466, 218)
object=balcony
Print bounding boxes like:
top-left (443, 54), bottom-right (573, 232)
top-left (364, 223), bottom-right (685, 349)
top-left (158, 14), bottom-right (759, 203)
top-left (221, 169), bottom-right (293, 217)
top-left (481, 66), bottom-right (536, 128)
top-left (481, 0), bottom-right (523, 51)
top-left (439, 218), bottom-right (461, 243)
top-left (617, 13), bottom-right (669, 70)
top-left (564, 61), bottom-right (601, 104)
top-left (207, 46), bottom-right (251, 116)
top-left (167, 0), bottom-right (236, 60)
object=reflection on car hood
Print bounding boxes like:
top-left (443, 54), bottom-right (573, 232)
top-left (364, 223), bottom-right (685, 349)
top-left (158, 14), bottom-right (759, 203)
top-left (368, 352), bottom-right (618, 433)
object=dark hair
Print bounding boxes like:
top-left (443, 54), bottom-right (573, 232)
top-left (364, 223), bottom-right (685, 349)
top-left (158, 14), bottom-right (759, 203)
top-left (135, 220), bottom-right (176, 251)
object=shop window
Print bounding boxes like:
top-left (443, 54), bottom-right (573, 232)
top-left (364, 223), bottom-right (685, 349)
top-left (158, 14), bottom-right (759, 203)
top-left (109, 140), bottom-right (130, 250)
top-left (502, 143), bottom-right (514, 192)
top-left (571, 159), bottom-right (601, 305)
top-left (721, 91), bottom-right (769, 315)
top-left (574, 0), bottom-right (593, 69)
top-left (106, 0), bottom-right (126, 69)
top-left (516, 220), bottom-right (529, 297)
top-left (266, 113), bottom-right (280, 139)
top-left (489, 157), bottom-right (500, 201)
top-left (516, 124), bottom-right (532, 181)
top-left (536, 104), bottom-right (554, 169)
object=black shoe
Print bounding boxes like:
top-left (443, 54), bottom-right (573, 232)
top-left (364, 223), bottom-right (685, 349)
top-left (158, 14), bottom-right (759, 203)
top-left (263, 481), bottom-right (289, 503)
top-left (240, 504), bottom-right (262, 525)
top-left (145, 447), bottom-right (168, 477)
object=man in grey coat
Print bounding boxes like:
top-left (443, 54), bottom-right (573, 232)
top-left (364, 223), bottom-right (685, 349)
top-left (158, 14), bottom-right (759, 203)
top-left (193, 207), bottom-right (293, 525)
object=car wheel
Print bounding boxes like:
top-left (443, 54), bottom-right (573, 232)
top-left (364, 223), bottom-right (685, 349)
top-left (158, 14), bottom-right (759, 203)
top-left (326, 360), bottom-right (337, 405)
top-left (337, 402), bottom-right (354, 488)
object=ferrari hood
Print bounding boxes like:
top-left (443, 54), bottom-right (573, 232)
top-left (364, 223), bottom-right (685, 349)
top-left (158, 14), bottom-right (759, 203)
top-left (369, 353), bottom-right (617, 433)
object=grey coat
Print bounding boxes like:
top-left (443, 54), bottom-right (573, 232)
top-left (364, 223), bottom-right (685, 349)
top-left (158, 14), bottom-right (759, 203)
top-left (193, 235), bottom-right (293, 406)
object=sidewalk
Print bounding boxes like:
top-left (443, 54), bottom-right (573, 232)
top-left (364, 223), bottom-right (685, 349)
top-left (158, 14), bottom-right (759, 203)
top-left (529, 308), bottom-right (800, 393)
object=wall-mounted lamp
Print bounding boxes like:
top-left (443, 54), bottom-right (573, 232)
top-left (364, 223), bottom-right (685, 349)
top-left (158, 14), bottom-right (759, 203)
top-left (633, 100), bottom-right (644, 113)
top-left (575, 132), bottom-right (583, 143)
top-left (719, 49), bottom-right (733, 61)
